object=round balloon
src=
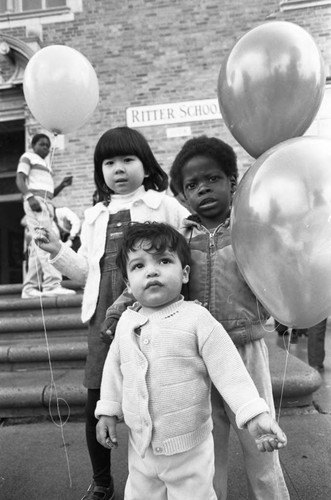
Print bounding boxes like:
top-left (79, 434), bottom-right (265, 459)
top-left (231, 136), bottom-right (331, 328)
top-left (218, 21), bottom-right (325, 158)
top-left (23, 45), bottom-right (99, 135)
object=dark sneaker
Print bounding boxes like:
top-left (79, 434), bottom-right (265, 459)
top-left (81, 480), bottom-right (115, 500)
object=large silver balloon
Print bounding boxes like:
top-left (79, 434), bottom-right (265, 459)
top-left (218, 22), bottom-right (325, 158)
top-left (231, 136), bottom-right (331, 328)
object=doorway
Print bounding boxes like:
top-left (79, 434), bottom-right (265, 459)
top-left (0, 119), bottom-right (25, 284)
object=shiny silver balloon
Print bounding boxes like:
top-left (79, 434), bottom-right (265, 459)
top-left (231, 136), bottom-right (331, 328)
top-left (218, 22), bottom-right (325, 158)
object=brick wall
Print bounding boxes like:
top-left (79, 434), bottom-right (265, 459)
top-left (2, 0), bottom-right (331, 218)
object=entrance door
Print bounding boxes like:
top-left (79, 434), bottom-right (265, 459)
top-left (0, 119), bottom-right (25, 284)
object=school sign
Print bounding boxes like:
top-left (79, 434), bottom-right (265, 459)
top-left (126, 98), bottom-right (222, 127)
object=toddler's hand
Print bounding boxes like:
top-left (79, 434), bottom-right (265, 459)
top-left (97, 416), bottom-right (118, 449)
top-left (247, 412), bottom-right (287, 452)
top-left (254, 433), bottom-right (281, 452)
top-left (100, 317), bottom-right (118, 345)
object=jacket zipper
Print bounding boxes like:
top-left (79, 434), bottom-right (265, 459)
top-left (209, 230), bottom-right (216, 249)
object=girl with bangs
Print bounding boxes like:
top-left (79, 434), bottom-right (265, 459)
top-left (36, 126), bottom-right (190, 500)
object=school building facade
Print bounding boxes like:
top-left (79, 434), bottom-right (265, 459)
top-left (0, 0), bottom-right (331, 284)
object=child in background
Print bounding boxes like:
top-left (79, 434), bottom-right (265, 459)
top-left (95, 222), bottom-right (287, 500)
top-left (16, 133), bottom-right (74, 299)
top-left (35, 127), bottom-right (189, 500)
top-left (169, 135), bottom-right (290, 500)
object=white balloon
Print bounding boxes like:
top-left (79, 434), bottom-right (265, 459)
top-left (23, 45), bottom-right (99, 135)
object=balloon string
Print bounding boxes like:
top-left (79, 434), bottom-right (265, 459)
top-left (32, 250), bottom-right (72, 487)
top-left (255, 300), bottom-right (289, 423)
top-left (29, 134), bottom-right (73, 487)
top-left (256, 304), bottom-right (305, 499)
top-left (276, 335), bottom-right (291, 423)
top-left (42, 133), bottom-right (57, 213)
top-left (49, 134), bottom-right (58, 172)
top-left (33, 133), bottom-right (58, 232)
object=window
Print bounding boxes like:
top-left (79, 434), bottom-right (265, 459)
top-left (0, 0), bottom-right (81, 28)
top-left (0, 0), bottom-right (66, 14)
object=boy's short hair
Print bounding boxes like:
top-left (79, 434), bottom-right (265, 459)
top-left (170, 135), bottom-right (238, 195)
top-left (31, 133), bottom-right (51, 147)
top-left (116, 222), bottom-right (192, 280)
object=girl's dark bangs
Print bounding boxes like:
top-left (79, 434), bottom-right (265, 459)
top-left (100, 133), bottom-right (139, 160)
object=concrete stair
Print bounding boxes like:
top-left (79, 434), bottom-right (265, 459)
top-left (0, 284), bottom-right (322, 420)
top-left (0, 283), bottom-right (88, 419)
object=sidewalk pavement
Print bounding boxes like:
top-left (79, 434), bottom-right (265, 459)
top-left (0, 409), bottom-right (330, 500)
top-left (0, 325), bottom-right (331, 500)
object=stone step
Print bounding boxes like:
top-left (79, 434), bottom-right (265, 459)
top-left (0, 335), bottom-right (87, 371)
top-left (0, 281), bottom-right (83, 300)
top-left (0, 283), bottom-right (87, 417)
top-left (0, 368), bottom-right (86, 418)
top-left (0, 339), bottom-right (322, 418)
top-left (0, 293), bottom-right (83, 317)
top-left (0, 328), bottom-right (88, 342)
top-left (0, 312), bottom-right (85, 334)
top-left (0, 283), bottom-right (23, 297)
top-left (0, 283), bottom-right (87, 372)
top-left (0, 284), bottom-right (322, 420)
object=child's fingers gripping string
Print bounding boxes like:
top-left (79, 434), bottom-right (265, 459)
top-left (255, 431), bottom-right (287, 452)
top-left (34, 226), bottom-right (50, 244)
top-left (255, 433), bottom-right (279, 452)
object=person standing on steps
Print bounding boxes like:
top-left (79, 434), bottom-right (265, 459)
top-left (16, 133), bottom-right (75, 299)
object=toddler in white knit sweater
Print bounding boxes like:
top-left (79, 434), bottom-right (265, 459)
top-left (95, 222), bottom-right (287, 500)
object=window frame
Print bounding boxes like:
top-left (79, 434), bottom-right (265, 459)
top-left (0, 0), bottom-right (69, 16)
top-left (280, 0), bottom-right (331, 11)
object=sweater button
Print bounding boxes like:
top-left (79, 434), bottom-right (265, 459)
top-left (143, 338), bottom-right (149, 345)
top-left (155, 447), bottom-right (162, 453)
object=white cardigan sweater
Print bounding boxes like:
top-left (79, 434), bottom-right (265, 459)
top-left (95, 299), bottom-right (269, 457)
top-left (50, 189), bottom-right (189, 322)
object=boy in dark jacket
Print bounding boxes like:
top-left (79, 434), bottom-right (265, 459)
top-left (168, 136), bottom-right (289, 500)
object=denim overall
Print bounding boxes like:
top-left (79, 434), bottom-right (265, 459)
top-left (84, 210), bottom-right (131, 388)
